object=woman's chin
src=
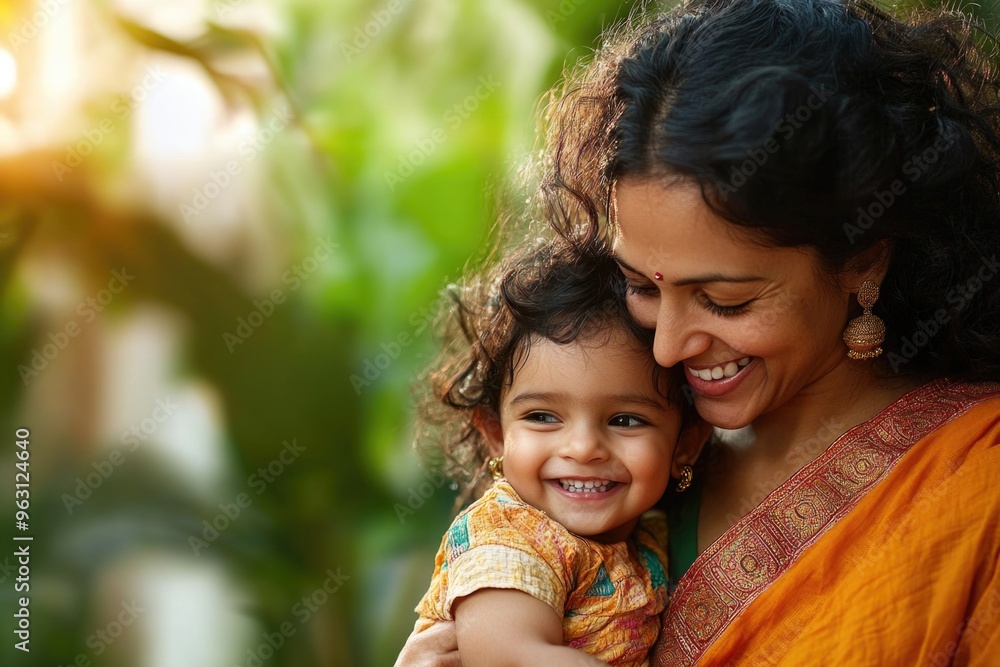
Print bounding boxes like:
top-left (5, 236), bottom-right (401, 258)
top-left (692, 395), bottom-right (756, 431)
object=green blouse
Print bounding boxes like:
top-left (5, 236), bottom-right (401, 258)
top-left (666, 476), bottom-right (702, 590)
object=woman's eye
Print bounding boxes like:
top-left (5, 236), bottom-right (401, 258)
top-left (702, 297), bottom-right (753, 317)
top-left (524, 412), bottom-right (558, 423)
top-left (609, 414), bottom-right (647, 428)
top-left (626, 283), bottom-right (659, 297)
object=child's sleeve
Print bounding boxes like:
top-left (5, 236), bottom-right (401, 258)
top-left (633, 509), bottom-right (670, 610)
top-left (442, 496), bottom-right (578, 619)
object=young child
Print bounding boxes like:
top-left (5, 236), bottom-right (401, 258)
top-left (411, 237), bottom-right (705, 666)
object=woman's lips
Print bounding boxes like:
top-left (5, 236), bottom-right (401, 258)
top-left (684, 357), bottom-right (756, 397)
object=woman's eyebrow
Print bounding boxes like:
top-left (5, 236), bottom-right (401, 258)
top-left (612, 254), bottom-right (645, 276)
top-left (613, 254), bottom-right (764, 286)
top-left (672, 273), bottom-right (765, 287)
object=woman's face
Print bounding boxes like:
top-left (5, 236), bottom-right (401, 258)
top-left (612, 179), bottom-right (860, 429)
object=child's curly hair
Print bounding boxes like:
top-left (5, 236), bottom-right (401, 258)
top-left (414, 234), bottom-right (680, 507)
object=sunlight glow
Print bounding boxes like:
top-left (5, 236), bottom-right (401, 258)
top-left (0, 49), bottom-right (17, 98)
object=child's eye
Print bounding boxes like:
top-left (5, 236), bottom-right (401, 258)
top-left (609, 414), bottom-right (648, 428)
top-left (524, 412), bottom-right (559, 424)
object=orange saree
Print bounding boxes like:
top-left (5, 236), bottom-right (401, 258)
top-left (652, 379), bottom-right (1000, 666)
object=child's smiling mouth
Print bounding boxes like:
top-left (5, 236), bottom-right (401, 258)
top-left (556, 478), bottom-right (619, 493)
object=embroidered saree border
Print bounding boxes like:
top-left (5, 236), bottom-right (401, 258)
top-left (652, 379), bottom-right (1000, 666)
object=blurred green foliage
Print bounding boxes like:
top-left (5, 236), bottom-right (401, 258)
top-left (0, 1), bottom-right (639, 666)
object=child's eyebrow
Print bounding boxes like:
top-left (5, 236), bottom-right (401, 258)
top-left (507, 391), bottom-right (561, 407)
top-left (508, 390), bottom-right (669, 413)
top-left (605, 392), bottom-right (672, 413)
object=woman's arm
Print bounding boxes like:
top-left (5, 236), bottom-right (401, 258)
top-left (453, 589), bottom-right (608, 667)
top-left (394, 620), bottom-right (461, 667)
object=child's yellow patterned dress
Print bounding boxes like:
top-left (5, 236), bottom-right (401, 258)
top-left (415, 479), bottom-right (669, 666)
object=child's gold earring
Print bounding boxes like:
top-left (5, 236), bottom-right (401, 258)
top-left (676, 465), bottom-right (693, 492)
top-left (488, 456), bottom-right (504, 480)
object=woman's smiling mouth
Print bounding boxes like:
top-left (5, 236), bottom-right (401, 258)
top-left (685, 356), bottom-right (752, 381)
top-left (684, 357), bottom-right (758, 398)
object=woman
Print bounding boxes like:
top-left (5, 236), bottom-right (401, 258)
top-left (396, 0), bottom-right (1000, 664)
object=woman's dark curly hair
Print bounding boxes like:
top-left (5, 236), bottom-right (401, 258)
top-left (414, 235), bottom-right (682, 506)
top-left (537, 0), bottom-right (1000, 379)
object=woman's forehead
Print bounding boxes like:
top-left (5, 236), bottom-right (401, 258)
top-left (613, 183), bottom-right (762, 264)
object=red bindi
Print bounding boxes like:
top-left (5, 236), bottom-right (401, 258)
top-left (653, 272), bottom-right (663, 281)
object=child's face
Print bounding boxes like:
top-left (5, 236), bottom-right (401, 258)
top-left (497, 331), bottom-right (681, 543)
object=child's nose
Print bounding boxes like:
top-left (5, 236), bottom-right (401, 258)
top-left (558, 426), bottom-right (609, 462)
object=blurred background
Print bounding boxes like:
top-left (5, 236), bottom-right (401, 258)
top-left (0, 1), bottom-right (993, 666)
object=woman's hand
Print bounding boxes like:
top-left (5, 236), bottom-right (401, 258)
top-left (394, 619), bottom-right (461, 667)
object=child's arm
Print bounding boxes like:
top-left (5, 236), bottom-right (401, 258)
top-left (453, 589), bottom-right (608, 667)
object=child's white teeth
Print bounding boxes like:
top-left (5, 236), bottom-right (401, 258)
top-left (559, 479), bottom-right (613, 493)
top-left (692, 357), bottom-right (752, 381)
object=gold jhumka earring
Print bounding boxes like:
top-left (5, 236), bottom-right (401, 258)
top-left (843, 280), bottom-right (885, 360)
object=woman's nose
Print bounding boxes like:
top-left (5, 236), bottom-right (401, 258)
top-left (652, 304), bottom-right (712, 368)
